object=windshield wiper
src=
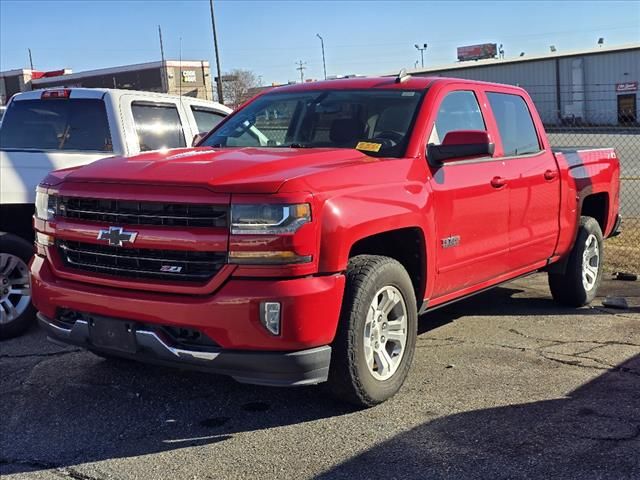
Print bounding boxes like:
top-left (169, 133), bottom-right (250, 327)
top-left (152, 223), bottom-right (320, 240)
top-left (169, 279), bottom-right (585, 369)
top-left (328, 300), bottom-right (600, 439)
top-left (288, 143), bottom-right (313, 148)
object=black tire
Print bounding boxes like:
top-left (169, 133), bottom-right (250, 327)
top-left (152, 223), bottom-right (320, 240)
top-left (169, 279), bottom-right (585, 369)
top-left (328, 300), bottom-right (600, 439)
top-left (548, 216), bottom-right (604, 307)
top-left (327, 255), bottom-right (417, 407)
top-left (0, 233), bottom-right (36, 340)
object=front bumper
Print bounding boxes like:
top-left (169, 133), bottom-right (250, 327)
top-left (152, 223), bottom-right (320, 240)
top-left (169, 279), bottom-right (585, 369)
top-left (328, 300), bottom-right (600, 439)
top-left (31, 255), bottom-right (345, 351)
top-left (38, 312), bottom-right (332, 386)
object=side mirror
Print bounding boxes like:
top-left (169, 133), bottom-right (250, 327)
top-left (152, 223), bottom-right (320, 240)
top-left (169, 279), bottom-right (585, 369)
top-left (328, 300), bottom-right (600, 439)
top-left (192, 132), bottom-right (208, 147)
top-left (427, 130), bottom-right (494, 166)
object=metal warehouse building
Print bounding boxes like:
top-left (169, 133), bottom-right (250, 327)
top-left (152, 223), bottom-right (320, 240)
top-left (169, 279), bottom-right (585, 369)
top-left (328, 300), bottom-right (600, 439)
top-left (405, 44), bottom-right (640, 126)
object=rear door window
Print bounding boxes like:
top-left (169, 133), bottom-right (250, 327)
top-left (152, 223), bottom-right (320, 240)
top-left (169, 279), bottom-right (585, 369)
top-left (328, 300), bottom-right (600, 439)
top-left (487, 92), bottom-right (540, 156)
top-left (190, 106), bottom-right (226, 133)
top-left (131, 102), bottom-right (186, 151)
top-left (0, 99), bottom-right (112, 151)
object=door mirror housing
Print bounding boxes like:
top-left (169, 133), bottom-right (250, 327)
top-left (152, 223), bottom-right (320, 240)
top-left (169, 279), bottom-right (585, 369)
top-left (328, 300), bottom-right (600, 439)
top-left (192, 132), bottom-right (208, 147)
top-left (427, 130), bottom-right (494, 166)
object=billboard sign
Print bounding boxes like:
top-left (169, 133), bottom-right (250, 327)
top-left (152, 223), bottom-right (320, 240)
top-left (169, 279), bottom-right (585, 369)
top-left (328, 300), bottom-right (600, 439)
top-left (457, 43), bottom-right (498, 62)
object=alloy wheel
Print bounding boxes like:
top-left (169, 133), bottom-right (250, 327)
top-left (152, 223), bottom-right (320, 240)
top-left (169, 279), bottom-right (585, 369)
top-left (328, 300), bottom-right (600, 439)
top-left (363, 285), bottom-right (408, 381)
top-left (0, 253), bottom-right (31, 324)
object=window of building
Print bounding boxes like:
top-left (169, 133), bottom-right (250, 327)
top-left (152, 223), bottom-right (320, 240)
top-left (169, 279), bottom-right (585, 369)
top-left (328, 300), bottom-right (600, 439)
top-left (131, 102), bottom-right (186, 151)
top-left (487, 92), bottom-right (540, 156)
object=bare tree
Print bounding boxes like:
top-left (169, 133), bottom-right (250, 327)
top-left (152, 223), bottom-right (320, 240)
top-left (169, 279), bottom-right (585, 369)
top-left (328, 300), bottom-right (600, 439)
top-left (220, 69), bottom-right (260, 109)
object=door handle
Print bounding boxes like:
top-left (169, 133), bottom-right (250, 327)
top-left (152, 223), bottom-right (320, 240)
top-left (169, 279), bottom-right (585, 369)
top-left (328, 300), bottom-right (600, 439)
top-left (490, 176), bottom-right (507, 188)
top-left (544, 169), bottom-right (558, 181)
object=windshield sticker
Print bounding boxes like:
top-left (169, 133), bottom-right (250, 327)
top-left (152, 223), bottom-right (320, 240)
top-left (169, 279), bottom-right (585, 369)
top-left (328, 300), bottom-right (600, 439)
top-left (401, 92), bottom-right (416, 96)
top-left (356, 141), bottom-right (382, 153)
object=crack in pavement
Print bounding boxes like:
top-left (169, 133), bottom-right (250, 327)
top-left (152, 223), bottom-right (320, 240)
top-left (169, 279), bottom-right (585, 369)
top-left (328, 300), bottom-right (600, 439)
top-left (417, 329), bottom-right (640, 376)
top-left (0, 349), bottom-right (82, 360)
top-left (0, 458), bottom-right (116, 480)
top-left (592, 306), bottom-right (639, 318)
top-left (55, 466), bottom-right (113, 480)
top-left (506, 328), bottom-right (640, 348)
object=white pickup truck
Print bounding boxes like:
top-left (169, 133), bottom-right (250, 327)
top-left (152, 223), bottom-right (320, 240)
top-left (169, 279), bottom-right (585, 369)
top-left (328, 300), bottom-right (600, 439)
top-left (0, 88), bottom-right (230, 338)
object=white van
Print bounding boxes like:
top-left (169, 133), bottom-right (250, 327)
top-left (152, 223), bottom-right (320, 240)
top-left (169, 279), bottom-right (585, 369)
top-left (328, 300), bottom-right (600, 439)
top-left (0, 88), bottom-right (230, 338)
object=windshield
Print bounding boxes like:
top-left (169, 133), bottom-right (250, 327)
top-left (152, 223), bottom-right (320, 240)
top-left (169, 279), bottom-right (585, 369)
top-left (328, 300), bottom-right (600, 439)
top-left (0, 99), bottom-right (112, 152)
top-left (202, 89), bottom-right (424, 158)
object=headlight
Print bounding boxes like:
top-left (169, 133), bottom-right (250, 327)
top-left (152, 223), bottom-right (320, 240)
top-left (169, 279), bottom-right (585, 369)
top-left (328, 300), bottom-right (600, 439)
top-left (35, 187), bottom-right (58, 221)
top-left (231, 203), bottom-right (311, 235)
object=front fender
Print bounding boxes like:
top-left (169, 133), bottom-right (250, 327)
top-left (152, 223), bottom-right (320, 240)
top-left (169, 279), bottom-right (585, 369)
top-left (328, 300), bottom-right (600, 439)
top-left (316, 181), bottom-right (433, 274)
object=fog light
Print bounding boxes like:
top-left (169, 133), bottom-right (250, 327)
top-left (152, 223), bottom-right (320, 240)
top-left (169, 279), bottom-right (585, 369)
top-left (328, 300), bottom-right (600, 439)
top-left (260, 302), bottom-right (281, 336)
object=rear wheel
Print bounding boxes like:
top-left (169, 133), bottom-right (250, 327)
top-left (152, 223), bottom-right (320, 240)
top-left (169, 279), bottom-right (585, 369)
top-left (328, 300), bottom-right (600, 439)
top-left (327, 255), bottom-right (417, 407)
top-left (548, 216), bottom-right (604, 307)
top-left (0, 234), bottom-right (35, 339)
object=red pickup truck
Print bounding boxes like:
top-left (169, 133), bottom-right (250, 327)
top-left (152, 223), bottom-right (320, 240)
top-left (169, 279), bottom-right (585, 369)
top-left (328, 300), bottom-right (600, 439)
top-left (30, 75), bottom-right (621, 406)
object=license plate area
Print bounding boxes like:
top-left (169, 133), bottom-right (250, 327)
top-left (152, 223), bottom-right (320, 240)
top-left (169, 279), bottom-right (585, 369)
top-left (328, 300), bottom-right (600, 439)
top-left (88, 315), bottom-right (137, 354)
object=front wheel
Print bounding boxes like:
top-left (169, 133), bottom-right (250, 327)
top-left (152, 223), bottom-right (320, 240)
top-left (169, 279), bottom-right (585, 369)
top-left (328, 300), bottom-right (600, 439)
top-left (0, 234), bottom-right (36, 339)
top-left (548, 216), bottom-right (604, 307)
top-left (327, 255), bottom-right (417, 407)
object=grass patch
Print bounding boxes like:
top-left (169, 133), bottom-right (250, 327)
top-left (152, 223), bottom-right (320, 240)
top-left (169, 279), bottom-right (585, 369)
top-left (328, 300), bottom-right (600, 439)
top-left (605, 217), bottom-right (640, 273)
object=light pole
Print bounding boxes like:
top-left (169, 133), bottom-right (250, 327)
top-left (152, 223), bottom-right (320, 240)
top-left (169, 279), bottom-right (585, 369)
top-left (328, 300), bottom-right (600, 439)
top-left (414, 43), bottom-right (427, 68)
top-left (209, 0), bottom-right (224, 104)
top-left (316, 33), bottom-right (327, 80)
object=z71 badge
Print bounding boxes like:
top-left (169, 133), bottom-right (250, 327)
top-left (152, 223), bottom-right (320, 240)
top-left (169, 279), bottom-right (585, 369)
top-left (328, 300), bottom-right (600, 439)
top-left (441, 236), bottom-right (460, 249)
top-left (160, 265), bottom-right (183, 273)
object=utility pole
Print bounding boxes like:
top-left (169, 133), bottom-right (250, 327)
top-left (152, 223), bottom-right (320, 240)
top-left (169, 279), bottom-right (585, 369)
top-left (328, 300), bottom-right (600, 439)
top-left (158, 26), bottom-right (165, 63)
top-left (28, 48), bottom-right (34, 70)
top-left (295, 60), bottom-right (307, 83)
top-left (209, 0), bottom-right (224, 104)
top-left (158, 25), bottom-right (167, 92)
top-left (316, 34), bottom-right (326, 80)
top-left (414, 43), bottom-right (427, 68)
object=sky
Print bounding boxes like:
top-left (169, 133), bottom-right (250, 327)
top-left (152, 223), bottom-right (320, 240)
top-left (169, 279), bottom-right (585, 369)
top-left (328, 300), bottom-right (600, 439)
top-left (1, 0), bottom-right (639, 84)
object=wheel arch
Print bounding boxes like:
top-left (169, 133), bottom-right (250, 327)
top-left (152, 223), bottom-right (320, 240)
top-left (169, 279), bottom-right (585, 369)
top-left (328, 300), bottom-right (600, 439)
top-left (345, 227), bottom-right (427, 310)
top-left (580, 192), bottom-right (609, 234)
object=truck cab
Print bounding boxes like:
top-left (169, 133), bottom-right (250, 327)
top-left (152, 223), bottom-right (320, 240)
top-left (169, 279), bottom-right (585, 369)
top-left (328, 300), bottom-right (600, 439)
top-left (29, 76), bottom-right (620, 405)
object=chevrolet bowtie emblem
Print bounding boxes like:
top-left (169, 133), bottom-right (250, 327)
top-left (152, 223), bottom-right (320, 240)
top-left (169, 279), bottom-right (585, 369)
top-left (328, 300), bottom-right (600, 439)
top-left (97, 226), bottom-right (138, 247)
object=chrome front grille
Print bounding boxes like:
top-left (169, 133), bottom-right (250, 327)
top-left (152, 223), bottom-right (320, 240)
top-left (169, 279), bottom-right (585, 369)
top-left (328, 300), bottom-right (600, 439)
top-left (57, 240), bottom-right (226, 282)
top-left (58, 197), bottom-right (228, 228)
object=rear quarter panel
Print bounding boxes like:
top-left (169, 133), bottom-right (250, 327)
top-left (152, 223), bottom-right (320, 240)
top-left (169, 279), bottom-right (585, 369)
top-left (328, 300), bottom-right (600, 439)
top-left (553, 148), bottom-right (620, 256)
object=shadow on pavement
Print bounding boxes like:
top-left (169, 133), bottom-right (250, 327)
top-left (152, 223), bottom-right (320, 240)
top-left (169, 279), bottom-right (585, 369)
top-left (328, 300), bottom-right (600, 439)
top-left (0, 337), bottom-right (358, 474)
top-left (317, 353), bottom-right (640, 479)
top-left (419, 285), bottom-right (622, 333)
top-left (1, 284), bottom-right (638, 475)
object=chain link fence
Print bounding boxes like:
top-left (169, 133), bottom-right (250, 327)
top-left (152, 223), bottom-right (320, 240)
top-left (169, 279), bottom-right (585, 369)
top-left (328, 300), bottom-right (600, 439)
top-left (528, 85), bottom-right (639, 274)
top-left (546, 127), bottom-right (638, 274)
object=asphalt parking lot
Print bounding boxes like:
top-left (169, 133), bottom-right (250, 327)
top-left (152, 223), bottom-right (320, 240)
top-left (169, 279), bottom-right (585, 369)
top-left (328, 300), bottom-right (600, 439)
top-left (1, 273), bottom-right (638, 480)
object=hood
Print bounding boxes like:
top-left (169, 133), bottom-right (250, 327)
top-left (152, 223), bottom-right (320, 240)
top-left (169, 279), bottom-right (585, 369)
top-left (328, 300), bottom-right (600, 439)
top-left (64, 146), bottom-right (374, 193)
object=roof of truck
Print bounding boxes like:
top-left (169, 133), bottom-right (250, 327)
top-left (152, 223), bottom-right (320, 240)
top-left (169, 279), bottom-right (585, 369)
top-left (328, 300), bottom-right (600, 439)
top-left (9, 87), bottom-right (231, 112)
top-left (270, 75), bottom-right (523, 93)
